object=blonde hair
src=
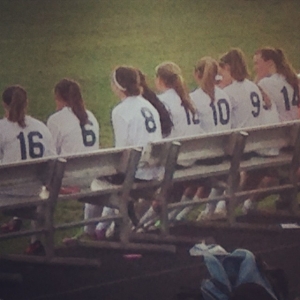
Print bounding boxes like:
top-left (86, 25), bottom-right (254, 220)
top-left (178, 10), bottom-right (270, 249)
top-left (194, 57), bottom-right (218, 103)
top-left (155, 61), bottom-right (196, 115)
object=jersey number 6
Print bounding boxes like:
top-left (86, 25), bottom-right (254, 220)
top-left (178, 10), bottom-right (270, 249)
top-left (81, 123), bottom-right (96, 147)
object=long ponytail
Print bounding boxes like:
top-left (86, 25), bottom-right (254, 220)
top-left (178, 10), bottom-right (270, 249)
top-left (256, 47), bottom-right (299, 101)
top-left (137, 69), bottom-right (173, 137)
top-left (194, 57), bottom-right (218, 103)
top-left (54, 78), bottom-right (88, 126)
top-left (2, 85), bottom-right (27, 128)
top-left (155, 62), bottom-right (196, 115)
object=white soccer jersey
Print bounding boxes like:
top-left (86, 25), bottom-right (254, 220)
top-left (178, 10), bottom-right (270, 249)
top-left (190, 86), bottom-right (232, 133)
top-left (223, 79), bottom-right (268, 129)
top-left (112, 95), bottom-right (162, 180)
top-left (0, 115), bottom-right (55, 164)
top-left (47, 107), bottom-right (99, 155)
top-left (258, 73), bottom-right (298, 122)
top-left (158, 89), bottom-right (203, 138)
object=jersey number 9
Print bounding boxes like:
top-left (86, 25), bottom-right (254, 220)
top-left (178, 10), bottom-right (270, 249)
top-left (250, 92), bottom-right (261, 117)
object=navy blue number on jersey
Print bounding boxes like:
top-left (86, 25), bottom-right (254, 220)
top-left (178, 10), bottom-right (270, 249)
top-left (141, 107), bottom-right (157, 133)
top-left (81, 121), bottom-right (96, 147)
top-left (184, 107), bottom-right (200, 125)
top-left (281, 86), bottom-right (299, 111)
top-left (250, 92), bottom-right (261, 117)
top-left (210, 98), bottom-right (230, 126)
top-left (17, 131), bottom-right (44, 160)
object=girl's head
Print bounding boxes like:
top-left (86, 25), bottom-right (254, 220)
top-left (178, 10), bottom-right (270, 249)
top-left (254, 47), bottom-right (299, 94)
top-left (253, 47), bottom-right (278, 80)
top-left (54, 78), bottom-right (88, 126)
top-left (155, 61), bottom-right (183, 91)
top-left (2, 85), bottom-right (27, 128)
top-left (194, 56), bottom-right (218, 102)
top-left (111, 66), bottom-right (141, 98)
top-left (219, 48), bottom-right (249, 84)
top-left (155, 61), bottom-right (196, 114)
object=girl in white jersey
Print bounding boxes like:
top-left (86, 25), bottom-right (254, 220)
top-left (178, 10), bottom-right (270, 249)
top-left (172, 57), bottom-right (232, 222)
top-left (0, 85), bottom-right (55, 254)
top-left (253, 47), bottom-right (299, 122)
top-left (252, 48), bottom-right (300, 211)
top-left (0, 85), bottom-right (54, 163)
top-left (94, 66), bottom-right (162, 239)
top-left (47, 78), bottom-right (99, 156)
top-left (155, 61), bottom-right (202, 138)
top-left (48, 79), bottom-right (100, 239)
top-left (204, 48), bottom-right (269, 219)
top-left (191, 56), bottom-right (232, 132)
top-left (137, 62), bottom-right (203, 229)
top-left (218, 48), bottom-right (267, 129)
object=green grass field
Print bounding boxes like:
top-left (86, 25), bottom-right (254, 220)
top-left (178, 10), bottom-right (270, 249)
top-left (1, 0), bottom-right (300, 252)
top-left (0, 0), bottom-right (300, 147)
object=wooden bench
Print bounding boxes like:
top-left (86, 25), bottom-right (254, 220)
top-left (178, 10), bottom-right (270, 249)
top-left (164, 120), bottom-right (300, 228)
top-left (0, 156), bottom-right (73, 265)
top-left (57, 142), bottom-right (179, 254)
top-left (2, 120), bottom-right (300, 265)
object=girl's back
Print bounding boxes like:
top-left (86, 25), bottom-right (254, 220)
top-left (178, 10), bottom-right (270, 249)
top-left (47, 107), bottom-right (99, 155)
top-left (258, 73), bottom-right (298, 122)
top-left (224, 79), bottom-right (266, 129)
top-left (112, 95), bottom-right (161, 148)
top-left (158, 88), bottom-right (200, 138)
top-left (190, 86), bottom-right (231, 133)
top-left (0, 115), bottom-right (54, 163)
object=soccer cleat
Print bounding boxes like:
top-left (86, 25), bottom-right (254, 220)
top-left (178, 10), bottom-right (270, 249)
top-left (59, 185), bottom-right (80, 195)
top-left (105, 222), bottom-right (115, 238)
top-left (242, 199), bottom-right (253, 214)
top-left (175, 206), bottom-right (193, 221)
top-left (25, 240), bottom-right (45, 256)
top-left (1, 217), bottom-right (22, 233)
top-left (95, 228), bottom-right (106, 240)
top-left (214, 201), bottom-right (227, 218)
top-left (196, 203), bottom-right (215, 221)
top-left (63, 230), bottom-right (96, 246)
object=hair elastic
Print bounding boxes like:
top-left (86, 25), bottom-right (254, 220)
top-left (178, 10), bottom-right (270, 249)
top-left (113, 70), bottom-right (126, 91)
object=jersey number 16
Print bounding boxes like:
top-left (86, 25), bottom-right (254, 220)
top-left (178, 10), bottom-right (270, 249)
top-left (17, 131), bottom-right (44, 160)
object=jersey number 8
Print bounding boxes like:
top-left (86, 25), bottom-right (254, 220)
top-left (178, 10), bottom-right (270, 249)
top-left (141, 107), bottom-right (157, 133)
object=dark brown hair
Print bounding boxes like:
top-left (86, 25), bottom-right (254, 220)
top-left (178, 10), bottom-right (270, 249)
top-left (255, 47), bottom-right (299, 98)
top-left (155, 61), bottom-right (196, 115)
top-left (54, 78), bottom-right (88, 126)
top-left (138, 70), bottom-right (173, 137)
top-left (113, 66), bottom-right (141, 96)
top-left (219, 48), bottom-right (249, 82)
top-left (2, 85), bottom-right (27, 128)
top-left (195, 56), bottom-right (218, 103)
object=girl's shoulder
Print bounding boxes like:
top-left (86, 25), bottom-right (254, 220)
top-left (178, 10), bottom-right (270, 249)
top-left (47, 107), bottom-right (75, 123)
